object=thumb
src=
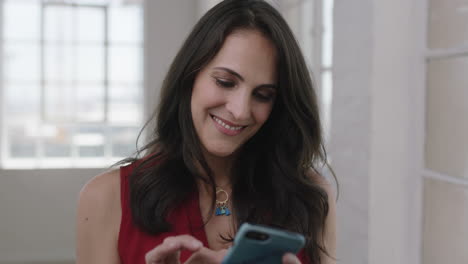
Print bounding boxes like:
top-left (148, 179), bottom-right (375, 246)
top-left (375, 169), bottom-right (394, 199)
top-left (282, 252), bottom-right (301, 264)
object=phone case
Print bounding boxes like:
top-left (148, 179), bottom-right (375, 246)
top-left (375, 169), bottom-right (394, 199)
top-left (222, 223), bottom-right (305, 264)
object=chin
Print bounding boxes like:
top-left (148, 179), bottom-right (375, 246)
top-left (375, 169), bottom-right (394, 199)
top-left (206, 149), bottom-right (236, 158)
top-left (205, 144), bottom-right (239, 158)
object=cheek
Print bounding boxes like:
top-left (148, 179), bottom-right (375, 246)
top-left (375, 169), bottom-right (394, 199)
top-left (192, 80), bottom-right (224, 108)
top-left (190, 94), bottom-right (199, 123)
top-left (192, 83), bottom-right (214, 115)
top-left (253, 104), bottom-right (274, 125)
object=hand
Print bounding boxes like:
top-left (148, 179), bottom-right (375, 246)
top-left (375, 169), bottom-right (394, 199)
top-left (145, 235), bottom-right (227, 264)
top-left (184, 247), bottom-right (227, 264)
top-left (145, 235), bottom-right (202, 264)
top-left (282, 253), bottom-right (301, 264)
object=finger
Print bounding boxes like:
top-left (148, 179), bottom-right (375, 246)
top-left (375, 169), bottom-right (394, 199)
top-left (146, 245), bottom-right (179, 264)
top-left (146, 241), bottom-right (180, 264)
top-left (145, 235), bottom-right (203, 263)
top-left (282, 253), bottom-right (301, 264)
top-left (146, 237), bottom-right (203, 264)
top-left (185, 248), bottom-right (228, 264)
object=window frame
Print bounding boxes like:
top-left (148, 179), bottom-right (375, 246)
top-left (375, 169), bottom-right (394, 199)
top-left (417, 0), bottom-right (468, 262)
top-left (421, 1), bottom-right (468, 200)
top-left (0, 0), bottom-right (144, 169)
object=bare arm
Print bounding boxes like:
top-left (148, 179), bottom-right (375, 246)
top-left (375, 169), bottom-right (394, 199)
top-left (76, 169), bottom-right (122, 264)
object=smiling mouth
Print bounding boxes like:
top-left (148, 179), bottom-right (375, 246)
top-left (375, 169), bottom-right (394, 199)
top-left (210, 115), bottom-right (246, 131)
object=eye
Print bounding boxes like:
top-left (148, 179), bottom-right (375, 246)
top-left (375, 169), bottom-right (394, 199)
top-left (215, 78), bottom-right (236, 88)
top-left (254, 90), bottom-right (275, 102)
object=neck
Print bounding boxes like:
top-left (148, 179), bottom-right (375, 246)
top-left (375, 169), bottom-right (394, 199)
top-left (196, 149), bottom-right (237, 194)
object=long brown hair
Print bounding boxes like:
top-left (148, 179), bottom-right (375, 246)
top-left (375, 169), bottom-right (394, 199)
top-left (118, 0), bottom-right (335, 262)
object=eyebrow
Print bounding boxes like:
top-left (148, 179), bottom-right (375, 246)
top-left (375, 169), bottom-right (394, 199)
top-left (213, 66), bottom-right (278, 90)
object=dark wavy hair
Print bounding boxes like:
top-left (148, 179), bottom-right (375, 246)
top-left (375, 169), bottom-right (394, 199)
top-left (118, 0), bottom-right (336, 263)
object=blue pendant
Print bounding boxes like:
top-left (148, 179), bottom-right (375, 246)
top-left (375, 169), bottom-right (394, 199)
top-left (215, 205), bottom-right (231, 216)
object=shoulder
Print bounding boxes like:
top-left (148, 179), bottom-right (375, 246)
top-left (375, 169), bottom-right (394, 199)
top-left (78, 169), bottom-right (121, 213)
top-left (76, 169), bottom-right (122, 263)
top-left (306, 168), bottom-right (336, 201)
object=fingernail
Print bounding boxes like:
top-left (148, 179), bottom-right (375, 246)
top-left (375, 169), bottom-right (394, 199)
top-left (284, 253), bottom-right (295, 261)
top-left (192, 241), bottom-right (202, 248)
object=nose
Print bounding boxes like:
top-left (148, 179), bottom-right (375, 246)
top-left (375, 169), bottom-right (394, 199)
top-left (225, 89), bottom-right (251, 122)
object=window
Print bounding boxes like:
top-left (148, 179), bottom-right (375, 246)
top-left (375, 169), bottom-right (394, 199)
top-left (0, 0), bottom-right (144, 169)
top-left (422, 0), bottom-right (468, 263)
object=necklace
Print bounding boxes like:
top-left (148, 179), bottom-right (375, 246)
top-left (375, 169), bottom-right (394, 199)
top-left (215, 187), bottom-right (231, 216)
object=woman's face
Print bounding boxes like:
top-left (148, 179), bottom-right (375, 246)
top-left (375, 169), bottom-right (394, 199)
top-left (191, 29), bottom-right (278, 158)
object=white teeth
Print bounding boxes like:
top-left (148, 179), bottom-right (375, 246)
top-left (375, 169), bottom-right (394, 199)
top-left (212, 116), bottom-right (243, 131)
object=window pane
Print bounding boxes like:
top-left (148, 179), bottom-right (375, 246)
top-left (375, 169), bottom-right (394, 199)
top-left (423, 178), bottom-right (468, 264)
top-left (428, 0), bottom-right (468, 49)
top-left (44, 5), bottom-right (74, 45)
top-left (44, 85), bottom-right (75, 122)
top-left (322, 0), bottom-right (334, 68)
top-left (109, 6), bottom-right (143, 43)
top-left (109, 85), bottom-right (142, 124)
top-left (7, 123), bottom-right (37, 158)
top-left (44, 45), bottom-right (74, 82)
top-left (77, 7), bottom-right (105, 43)
top-left (300, 0), bottom-right (315, 67)
top-left (321, 70), bottom-right (333, 141)
top-left (4, 85), bottom-right (40, 116)
top-left (4, 44), bottom-right (40, 82)
top-left (4, 0), bottom-right (40, 41)
top-left (75, 125), bottom-right (105, 157)
top-left (425, 56), bottom-right (468, 179)
top-left (43, 124), bottom-right (72, 157)
top-left (76, 46), bottom-right (105, 82)
top-left (111, 126), bottom-right (139, 157)
top-left (109, 47), bottom-right (142, 83)
top-left (76, 84), bottom-right (105, 122)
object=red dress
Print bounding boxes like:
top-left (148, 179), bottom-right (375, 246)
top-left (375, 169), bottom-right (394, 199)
top-left (118, 162), bottom-right (308, 263)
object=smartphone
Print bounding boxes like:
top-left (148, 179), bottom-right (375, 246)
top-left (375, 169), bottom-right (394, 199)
top-left (222, 223), bottom-right (305, 264)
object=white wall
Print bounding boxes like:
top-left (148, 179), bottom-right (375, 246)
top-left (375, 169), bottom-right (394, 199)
top-left (332, 0), bottom-right (422, 263)
top-left (331, 0), bottom-right (372, 262)
top-left (368, 0), bottom-right (423, 263)
top-left (144, 0), bottom-right (198, 121)
top-left (0, 168), bottom-right (103, 263)
top-left (0, 1), bottom-right (198, 263)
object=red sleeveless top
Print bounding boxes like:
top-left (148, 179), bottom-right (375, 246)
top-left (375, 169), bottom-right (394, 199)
top-left (118, 162), bottom-right (308, 263)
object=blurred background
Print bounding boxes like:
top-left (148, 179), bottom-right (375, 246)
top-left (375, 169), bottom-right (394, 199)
top-left (0, 0), bottom-right (466, 263)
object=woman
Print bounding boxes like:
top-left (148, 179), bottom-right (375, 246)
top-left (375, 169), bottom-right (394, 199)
top-left (76, 0), bottom-right (336, 263)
